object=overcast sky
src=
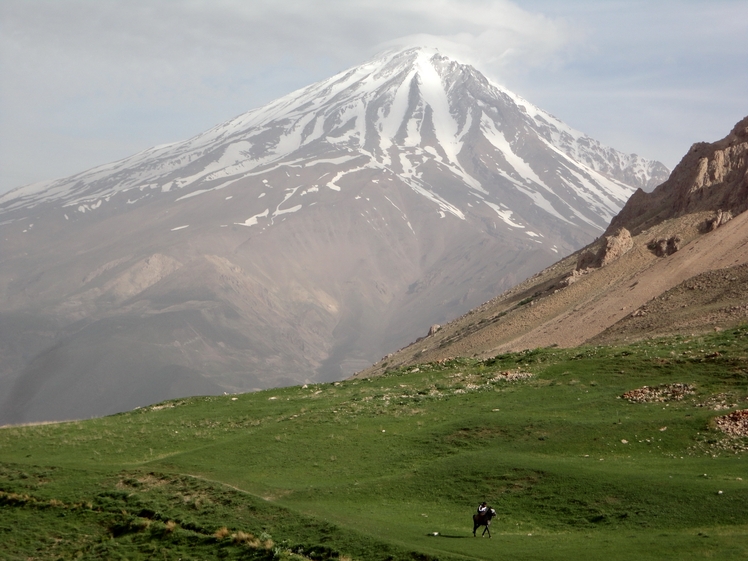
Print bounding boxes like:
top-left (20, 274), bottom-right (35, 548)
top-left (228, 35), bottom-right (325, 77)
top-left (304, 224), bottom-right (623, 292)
top-left (1, 0), bottom-right (746, 194)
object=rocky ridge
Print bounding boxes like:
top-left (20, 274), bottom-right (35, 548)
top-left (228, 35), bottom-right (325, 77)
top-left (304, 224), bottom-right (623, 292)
top-left (607, 115), bottom-right (748, 235)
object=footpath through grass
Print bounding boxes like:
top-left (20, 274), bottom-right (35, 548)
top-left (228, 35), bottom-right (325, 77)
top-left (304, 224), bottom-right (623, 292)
top-left (2, 328), bottom-right (748, 560)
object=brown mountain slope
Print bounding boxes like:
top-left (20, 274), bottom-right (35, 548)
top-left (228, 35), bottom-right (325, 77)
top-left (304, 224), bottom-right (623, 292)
top-left (355, 115), bottom-right (748, 378)
top-left (589, 262), bottom-right (748, 345)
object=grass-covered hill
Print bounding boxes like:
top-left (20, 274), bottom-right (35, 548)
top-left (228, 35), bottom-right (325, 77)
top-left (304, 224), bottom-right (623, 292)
top-left (2, 328), bottom-right (748, 560)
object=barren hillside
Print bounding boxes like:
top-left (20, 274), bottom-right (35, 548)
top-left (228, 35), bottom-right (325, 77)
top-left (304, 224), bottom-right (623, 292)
top-left (355, 115), bottom-right (748, 378)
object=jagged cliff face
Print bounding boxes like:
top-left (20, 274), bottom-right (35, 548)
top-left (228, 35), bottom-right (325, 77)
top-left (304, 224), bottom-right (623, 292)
top-left (0, 47), bottom-right (669, 424)
top-left (608, 116), bottom-right (748, 235)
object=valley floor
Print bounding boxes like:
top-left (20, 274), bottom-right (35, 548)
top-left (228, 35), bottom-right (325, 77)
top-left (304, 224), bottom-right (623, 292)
top-left (2, 328), bottom-right (748, 560)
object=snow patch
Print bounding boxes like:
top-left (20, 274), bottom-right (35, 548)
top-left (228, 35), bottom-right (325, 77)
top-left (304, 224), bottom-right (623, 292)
top-left (274, 204), bottom-right (302, 216)
top-left (235, 209), bottom-right (269, 227)
top-left (484, 201), bottom-right (524, 228)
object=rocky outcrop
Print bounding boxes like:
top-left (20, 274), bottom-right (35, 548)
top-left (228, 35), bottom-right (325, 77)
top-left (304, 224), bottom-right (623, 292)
top-left (648, 235), bottom-right (682, 257)
top-left (576, 227), bottom-right (633, 270)
top-left (608, 115), bottom-right (748, 235)
top-left (561, 227), bottom-right (633, 287)
top-left (599, 227), bottom-right (634, 266)
top-left (560, 267), bottom-right (588, 287)
top-left (705, 209), bottom-right (733, 232)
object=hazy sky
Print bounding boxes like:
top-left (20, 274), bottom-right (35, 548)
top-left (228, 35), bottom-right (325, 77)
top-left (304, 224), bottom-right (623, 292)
top-left (1, 0), bottom-right (746, 194)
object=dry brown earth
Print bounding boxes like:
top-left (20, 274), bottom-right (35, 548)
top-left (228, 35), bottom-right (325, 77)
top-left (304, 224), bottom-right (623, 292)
top-left (591, 262), bottom-right (748, 345)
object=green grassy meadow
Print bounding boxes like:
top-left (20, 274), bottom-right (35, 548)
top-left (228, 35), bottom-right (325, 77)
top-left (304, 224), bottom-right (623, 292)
top-left (2, 328), bottom-right (748, 560)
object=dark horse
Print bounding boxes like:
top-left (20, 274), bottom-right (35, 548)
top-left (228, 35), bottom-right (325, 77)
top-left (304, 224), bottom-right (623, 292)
top-left (473, 508), bottom-right (497, 537)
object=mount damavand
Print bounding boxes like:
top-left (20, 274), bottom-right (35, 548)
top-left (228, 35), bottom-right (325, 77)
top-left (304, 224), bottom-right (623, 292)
top-left (0, 47), bottom-right (668, 424)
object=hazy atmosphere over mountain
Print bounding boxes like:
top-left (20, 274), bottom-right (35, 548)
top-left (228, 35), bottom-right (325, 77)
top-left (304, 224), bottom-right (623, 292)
top-left (0, 47), bottom-right (668, 424)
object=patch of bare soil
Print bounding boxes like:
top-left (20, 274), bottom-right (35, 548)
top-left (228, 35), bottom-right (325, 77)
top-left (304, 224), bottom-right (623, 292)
top-left (117, 473), bottom-right (171, 491)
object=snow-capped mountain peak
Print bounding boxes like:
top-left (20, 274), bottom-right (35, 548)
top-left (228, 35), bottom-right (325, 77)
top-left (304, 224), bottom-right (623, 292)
top-left (1, 46), bottom-right (668, 231)
top-left (0, 46), bottom-right (672, 424)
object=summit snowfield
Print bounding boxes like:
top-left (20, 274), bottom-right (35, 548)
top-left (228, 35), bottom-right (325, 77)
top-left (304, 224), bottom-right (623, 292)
top-left (0, 47), bottom-right (668, 424)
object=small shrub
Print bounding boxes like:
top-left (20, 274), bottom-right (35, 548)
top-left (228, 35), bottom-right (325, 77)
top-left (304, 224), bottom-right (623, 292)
top-left (214, 526), bottom-right (230, 540)
top-left (233, 530), bottom-right (260, 547)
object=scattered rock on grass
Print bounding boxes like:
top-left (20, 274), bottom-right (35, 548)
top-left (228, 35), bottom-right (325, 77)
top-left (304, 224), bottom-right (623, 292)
top-left (492, 371), bottom-right (534, 382)
top-left (621, 383), bottom-right (696, 403)
top-left (715, 409), bottom-right (748, 437)
top-left (697, 393), bottom-right (742, 410)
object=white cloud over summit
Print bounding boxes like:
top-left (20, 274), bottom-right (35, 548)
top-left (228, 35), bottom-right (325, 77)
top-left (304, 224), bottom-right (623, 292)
top-left (1, 0), bottom-right (746, 193)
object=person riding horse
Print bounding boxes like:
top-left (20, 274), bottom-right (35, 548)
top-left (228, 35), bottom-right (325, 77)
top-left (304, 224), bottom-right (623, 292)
top-left (473, 502), bottom-right (497, 537)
